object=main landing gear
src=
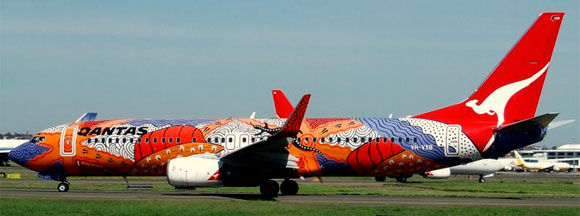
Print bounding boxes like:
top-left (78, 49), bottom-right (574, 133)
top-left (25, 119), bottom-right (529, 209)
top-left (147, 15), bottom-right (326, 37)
top-left (280, 179), bottom-right (299, 195)
top-left (478, 175), bottom-right (486, 183)
top-left (259, 179), bottom-right (299, 199)
top-left (375, 176), bottom-right (386, 182)
top-left (57, 181), bottom-right (70, 192)
top-left (395, 175), bottom-right (412, 183)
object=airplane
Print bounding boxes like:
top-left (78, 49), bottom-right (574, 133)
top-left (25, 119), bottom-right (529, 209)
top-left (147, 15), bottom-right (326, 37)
top-left (8, 12), bottom-right (565, 198)
top-left (421, 159), bottom-right (511, 183)
top-left (513, 150), bottom-right (570, 172)
top-left (0, 138), bottom-right (27, 166)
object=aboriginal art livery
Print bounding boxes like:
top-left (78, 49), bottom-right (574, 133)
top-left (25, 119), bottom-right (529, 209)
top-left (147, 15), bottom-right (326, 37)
top-left (8, 12), bottom-right (565, 198)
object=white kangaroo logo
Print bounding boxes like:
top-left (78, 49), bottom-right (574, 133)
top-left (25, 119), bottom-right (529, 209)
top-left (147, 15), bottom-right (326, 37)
top-left (465, 62), bottom-right (550, 127)
top-left (465, 62), bottom-right (549, 152)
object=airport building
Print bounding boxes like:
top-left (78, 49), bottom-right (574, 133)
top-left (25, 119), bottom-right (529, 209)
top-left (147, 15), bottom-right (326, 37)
top-left (518, 144), bottom-right (580, 170)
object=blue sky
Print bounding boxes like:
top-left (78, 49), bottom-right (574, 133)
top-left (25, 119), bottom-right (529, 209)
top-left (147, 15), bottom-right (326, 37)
top-left (1, 1), bottom-right (578, 147)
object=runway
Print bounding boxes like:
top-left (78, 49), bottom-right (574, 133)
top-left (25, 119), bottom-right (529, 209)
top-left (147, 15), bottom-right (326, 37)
top-left (2, 188), bottom-right (578, 207)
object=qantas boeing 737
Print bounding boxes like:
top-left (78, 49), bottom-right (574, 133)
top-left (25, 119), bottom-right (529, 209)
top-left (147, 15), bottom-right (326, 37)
top-left (9, 12), bottom-right (564, 198)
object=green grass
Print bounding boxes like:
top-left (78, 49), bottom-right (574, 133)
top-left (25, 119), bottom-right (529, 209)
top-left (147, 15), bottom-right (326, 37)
top-left (2, 172), bottom-right (579, 198)
top-left (2, 165), bottom-right (579, 199)
top-left (1, 197), bottom-right (579, 216)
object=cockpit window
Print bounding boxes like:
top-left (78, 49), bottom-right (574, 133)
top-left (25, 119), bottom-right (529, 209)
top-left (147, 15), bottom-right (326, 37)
top-left (30, 136), bottom-right (46, 143)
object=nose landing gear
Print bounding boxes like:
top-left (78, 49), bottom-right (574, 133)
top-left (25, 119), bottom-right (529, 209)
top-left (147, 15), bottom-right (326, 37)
top-left (57, 182), bottom-right (70, 192)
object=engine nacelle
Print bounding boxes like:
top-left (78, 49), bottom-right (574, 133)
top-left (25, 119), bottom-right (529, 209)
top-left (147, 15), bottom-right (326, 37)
top-left (167, 156), bottom-right (222, 189)
top-left (423, 168), bottom-right (451, 179)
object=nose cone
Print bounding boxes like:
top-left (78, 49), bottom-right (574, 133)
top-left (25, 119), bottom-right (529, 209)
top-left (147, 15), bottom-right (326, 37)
top-left (8, 141), bottom-right (50, 166)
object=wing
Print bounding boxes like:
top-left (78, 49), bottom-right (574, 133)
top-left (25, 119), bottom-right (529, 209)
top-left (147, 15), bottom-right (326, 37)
top-left (219, 94), bottom-right (310, 175)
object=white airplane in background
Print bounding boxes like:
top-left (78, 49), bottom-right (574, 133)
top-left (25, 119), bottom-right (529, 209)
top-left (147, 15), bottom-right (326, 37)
top-left (421, 159), bottom-right (511, 183)
top-left (514, 151), bottom-right (571, 172)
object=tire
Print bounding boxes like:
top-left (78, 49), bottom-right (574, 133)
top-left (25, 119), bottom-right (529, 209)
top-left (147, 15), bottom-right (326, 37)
top-left (479, 177), bottom-right (485, 183)
top-left (396, 176), bottom-right (407, 183)
top-left (259, 180), bottom-right (279, 199)
top-left (58, 182), bottom-right (69, 192)
top-left (280, 180), bottom-right (299, 195)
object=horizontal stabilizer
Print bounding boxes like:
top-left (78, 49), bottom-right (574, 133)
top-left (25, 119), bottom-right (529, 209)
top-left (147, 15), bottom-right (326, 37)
top-left (548, 119), bottom-right (575, 130)
top-left (485, 113), bottom-right (558, 158)
top-left (496, 113), bottom-right (558, 131)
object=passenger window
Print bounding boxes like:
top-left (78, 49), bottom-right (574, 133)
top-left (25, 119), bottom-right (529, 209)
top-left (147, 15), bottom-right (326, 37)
top-left (242, 137), bottom-right (247, 142)
top-left (337, 137), bottom-right (341, 143)
top-left (87, 139), bottom-right (91, 144)
top-left (221, 138), bottom-right (225, 143)
top-left (161, 138), bottom-right (165, 143)
top-left (391, 138), bottom-right (395, 142)
top-left (304, 137), bottom-right (309, 143)
top-left (176, 138), bottom-right (180, 143)
top-left (361, 137), bottom-right (365, 143)
top-left (328, 137), bottom-right (333, 143)
top-left (109, 138), bottom-right (113, 143)
top-left (122, 138), bottom-right (126, 143)
top-left (228, 137), bottom-right (233, 143)
top-left (313, 137), bottom-right (317, 143)
top-left (413, 138), bottom-right (418, 142)
top-left (168, 138), bottom-right (173, 143)
top-left (251, 138), bottom-right (256, 143)
top-left (376, 138), bottom-right (381, 142)
top-left (345, 138), bottom-right (349, 143)
top-left (296, 138), bottom-right (301, 143)
top-left (153, 138), bottom-right (157, 144)
top-left (320, 137), bottom-right (325, 143)
top-left (352, 137), bottom-right (357, 143)
top-left (405, 138), bottom-right (410, 142)
top-left (399, 138), bottom-right (402, 143)
top-left (130, 138), bottom-right (134, 143)
top-left (192, 138), bottom-right (197, 142)
top-left (102, 138), bottom-right (106, 143)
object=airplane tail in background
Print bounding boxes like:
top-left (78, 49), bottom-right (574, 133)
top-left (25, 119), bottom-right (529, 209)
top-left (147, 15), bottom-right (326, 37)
top-left (513, 151), bottom-right (527, 167)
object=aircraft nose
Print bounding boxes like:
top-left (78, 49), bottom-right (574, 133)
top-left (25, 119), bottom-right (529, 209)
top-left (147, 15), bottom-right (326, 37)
top-left (8, 141), bottom-right (50, 166)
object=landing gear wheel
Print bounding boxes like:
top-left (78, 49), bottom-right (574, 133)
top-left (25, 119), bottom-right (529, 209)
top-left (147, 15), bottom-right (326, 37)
top-left (259, 180), bottom-right (279, 199)
top-left (374, 176), bottom-right (386, 182)
top-left (280, 180), bottom-right (299, 195)
top-left (57, 182), bottom-right (69, 192)
top-left (396, 176), bottom-right (407, 183)
top-left (478, 176), bottom-right (485, 183)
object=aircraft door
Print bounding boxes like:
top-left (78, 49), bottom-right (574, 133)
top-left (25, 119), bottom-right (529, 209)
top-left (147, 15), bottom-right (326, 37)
top-left (444, 125), bottom-right (461, 157)
top-left (225, 134), bottom-right (236, 150)
top-left (60, 126), bottom-right (78, 156)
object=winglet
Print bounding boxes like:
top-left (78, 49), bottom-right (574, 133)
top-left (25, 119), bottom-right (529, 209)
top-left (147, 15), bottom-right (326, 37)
top-left (272, 89), bottom-right (294, 118)
top-left (275, 94), bottom-right (310, 137)
top-left (75, 112), bottom-right (98, 123)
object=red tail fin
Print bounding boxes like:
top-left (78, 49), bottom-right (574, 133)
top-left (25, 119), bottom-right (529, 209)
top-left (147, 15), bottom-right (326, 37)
top-left (272, 89), bottom-right (294, 118)
top-left (415, 12), bottom-right (564, 152)
top-left (417, 12), bottom-right (564, 126)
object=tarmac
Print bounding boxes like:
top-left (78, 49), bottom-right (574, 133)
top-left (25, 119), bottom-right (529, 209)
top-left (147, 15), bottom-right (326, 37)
top-left (2, 188), bottom-right (579, 207)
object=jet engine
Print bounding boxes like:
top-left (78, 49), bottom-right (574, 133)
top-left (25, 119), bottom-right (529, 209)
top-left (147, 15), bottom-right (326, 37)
top-left (423, 168), bottom-right (451, 179)
top-left (167, 156), bottom-right (222, 189)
